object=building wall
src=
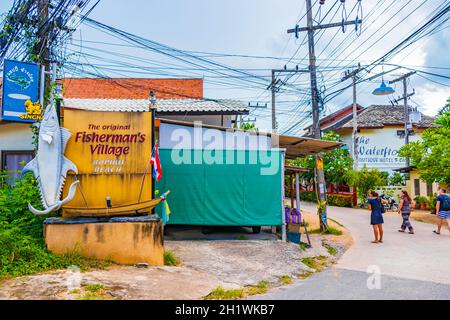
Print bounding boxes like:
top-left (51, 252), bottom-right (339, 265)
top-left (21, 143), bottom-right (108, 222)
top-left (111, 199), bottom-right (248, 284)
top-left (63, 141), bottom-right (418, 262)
top-left (0, 122), bottom-right (34, 163)
top-left (339, 126), bottom-right (424, 174)
top-left (406, 170), bottom-right (440, 198)
top-left (62, 78), bottom-right (203, 100)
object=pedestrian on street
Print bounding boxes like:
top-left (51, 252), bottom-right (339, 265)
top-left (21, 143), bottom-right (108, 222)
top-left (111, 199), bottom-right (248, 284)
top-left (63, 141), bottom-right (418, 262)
top-left (434, 188), bottom-right (450, 235)
top-left (368, 191), bottom-right (384, 244)
top-left (398, 190), bottom-right (414, 234)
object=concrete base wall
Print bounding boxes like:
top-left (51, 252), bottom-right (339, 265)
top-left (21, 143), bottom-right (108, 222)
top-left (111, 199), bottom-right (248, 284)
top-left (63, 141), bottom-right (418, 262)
top-left (44, 220), bottom-right (164, 266)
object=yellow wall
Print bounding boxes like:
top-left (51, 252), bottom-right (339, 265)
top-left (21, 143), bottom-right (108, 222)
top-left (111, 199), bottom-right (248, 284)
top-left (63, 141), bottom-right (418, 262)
top-left (44, 221), bottom-right (164, 265)
top-left (61, 108), bottom-right (153, 214)
top-left (406, 169), bottom-right (440, 198)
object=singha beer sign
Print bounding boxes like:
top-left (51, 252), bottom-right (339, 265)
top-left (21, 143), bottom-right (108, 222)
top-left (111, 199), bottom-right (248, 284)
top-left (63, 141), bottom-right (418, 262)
top-left (1, 60), bottom-right (41, 122)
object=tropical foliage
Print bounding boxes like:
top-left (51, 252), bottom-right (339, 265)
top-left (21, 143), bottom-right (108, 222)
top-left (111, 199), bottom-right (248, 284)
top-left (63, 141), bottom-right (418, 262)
top-left (0, 172), bottom-right (107, 278)
top-left (289, 131), bottom-right (353, 185)
top-left (388, 172), bottom-right (405, 186)
top-left (398, 98), bottom-right (450, 186)
top-left (344, 165), bottom-right (387, 201)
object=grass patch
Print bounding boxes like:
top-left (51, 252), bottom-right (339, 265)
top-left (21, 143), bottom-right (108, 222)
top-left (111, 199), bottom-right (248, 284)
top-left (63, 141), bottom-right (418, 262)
top-left (301, 256), bottom-right (330, 271)
top-left (237, 235), bottom-right (248, 240)
top-left (76, 283), bottom-right (116, 300)
top-left (164, 250), bottom-right (180, 266)
top-left (309, 226), bottom-right (343, 236)
top-left (204, 281), bottom-right (271, 300)
top-left (297, 271), bottom-right (314, 279)
top-left (299, 242), bottom-right (308, 251)
top-left (301, 257), bottom-right (317, 269)
top-left (84, 283), bottom-right (104, 292)
top-left (203, 286), bottom-right (245, 300)
top-left (246, 280), bottom-right (269, 296)
top-left (279, 275), bottom-right (293, 285)
top-left (322, 242), bottom-right (338, 256)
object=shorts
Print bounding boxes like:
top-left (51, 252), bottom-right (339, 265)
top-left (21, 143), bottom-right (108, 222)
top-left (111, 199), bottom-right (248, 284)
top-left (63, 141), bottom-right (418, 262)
top-left (438, 211), bottom-right (450, 219)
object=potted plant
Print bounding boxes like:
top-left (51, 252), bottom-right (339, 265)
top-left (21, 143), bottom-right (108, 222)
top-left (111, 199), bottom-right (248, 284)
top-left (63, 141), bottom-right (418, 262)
top-left (414, 196), bottom-right (430, 210)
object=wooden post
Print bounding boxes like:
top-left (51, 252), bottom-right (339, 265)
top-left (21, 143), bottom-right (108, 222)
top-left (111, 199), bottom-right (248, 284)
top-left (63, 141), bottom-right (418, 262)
top-left (290, 174), bottom-right (295, 212)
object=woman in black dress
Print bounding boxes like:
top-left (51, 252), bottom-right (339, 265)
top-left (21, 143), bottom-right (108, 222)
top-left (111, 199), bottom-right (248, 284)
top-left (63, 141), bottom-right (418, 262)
top-left (368, 191), bottom-right (384, 243)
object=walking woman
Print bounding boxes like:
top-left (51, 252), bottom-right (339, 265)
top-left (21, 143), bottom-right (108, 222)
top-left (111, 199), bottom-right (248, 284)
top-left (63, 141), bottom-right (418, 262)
top-left (368, 191), bottom-right (384, 243)
top-left (398, 190), bottom-right (414, 234)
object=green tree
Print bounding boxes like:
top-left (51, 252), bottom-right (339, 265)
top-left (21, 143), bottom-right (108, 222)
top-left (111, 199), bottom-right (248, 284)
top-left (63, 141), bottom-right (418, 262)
top-left (240, 122), bottom-right (257, 131)
top-left (398, 98), bottom-right (450, 186)
top-left (289, 131), bottom-right (353, 185)
top-left (344, 166), bottom-right (387, 201)
top-left (388, 172), bottom-right (405, 186)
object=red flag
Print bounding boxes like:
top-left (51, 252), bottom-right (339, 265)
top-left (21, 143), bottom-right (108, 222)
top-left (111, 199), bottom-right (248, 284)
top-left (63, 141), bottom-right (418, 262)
top-left (150, 143), bottom-right (162, 181)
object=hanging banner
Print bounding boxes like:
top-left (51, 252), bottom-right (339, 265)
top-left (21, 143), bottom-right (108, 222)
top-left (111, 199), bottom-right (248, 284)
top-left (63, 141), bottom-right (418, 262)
top-left (1, 59), bottom-right (41, 122)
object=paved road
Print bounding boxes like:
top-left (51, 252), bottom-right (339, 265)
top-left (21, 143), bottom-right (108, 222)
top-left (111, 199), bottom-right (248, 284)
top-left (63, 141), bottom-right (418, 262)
top-left (252, 204), bottom-right (450, 300)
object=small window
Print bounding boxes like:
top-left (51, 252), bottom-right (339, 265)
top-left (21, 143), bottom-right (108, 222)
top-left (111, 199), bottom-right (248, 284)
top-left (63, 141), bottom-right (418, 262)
top-left (426, 183), bottom-right (433, 197)
top-left (1, 151), bottom-right (34, 185)
top-left (414, 179), bottom-right (420, 196)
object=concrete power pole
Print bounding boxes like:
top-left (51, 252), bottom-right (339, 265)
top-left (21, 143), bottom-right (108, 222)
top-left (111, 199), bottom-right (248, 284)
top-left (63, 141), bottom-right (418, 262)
top-left (288, 0), bottom-right (361, 231)
top-left (268, 67), bottom-right (308, 133)
top-left (341, 64), bottom-right (364, 170)
top-left (390, 71), bottom-right (416, 167)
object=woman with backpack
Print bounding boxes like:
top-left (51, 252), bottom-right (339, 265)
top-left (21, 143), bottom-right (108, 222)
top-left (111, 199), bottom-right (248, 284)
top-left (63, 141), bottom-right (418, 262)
top-left (368, 191), bottom-right (384, 244)
top-left (398, 190), bottom-right (414, 234)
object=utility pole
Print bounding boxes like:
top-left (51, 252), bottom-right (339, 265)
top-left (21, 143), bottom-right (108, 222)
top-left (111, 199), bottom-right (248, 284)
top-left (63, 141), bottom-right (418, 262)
top-left (288, 0), bottom-right (362, 231)
top-left (37, 0), bottom-right (50, 86)
top-left (341, 64), bottom-right (364, 170)
top-left (268, 67), bottom-right (308, 133)
top-left (390, 71), bottom-right (416, 167)
top-left (36, 0), bottom-right (54, 113)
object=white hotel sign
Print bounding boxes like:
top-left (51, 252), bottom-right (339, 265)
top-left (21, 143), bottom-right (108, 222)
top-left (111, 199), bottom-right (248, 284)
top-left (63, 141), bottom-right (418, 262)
top-left (342, 128), bottom-right (422, 171)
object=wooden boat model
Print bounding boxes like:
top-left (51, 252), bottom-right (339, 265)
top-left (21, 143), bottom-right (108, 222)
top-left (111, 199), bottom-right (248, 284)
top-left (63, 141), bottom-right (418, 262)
top-left (63, 191), bottom-right (170, 217)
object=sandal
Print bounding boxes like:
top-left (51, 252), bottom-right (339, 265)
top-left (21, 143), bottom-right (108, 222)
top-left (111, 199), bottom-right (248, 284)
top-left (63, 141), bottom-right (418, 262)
top-left (408, 231), bottom-right (414, 234)
top-left (433, 230), bottom-right (440, 235)
top-left (398, 230), bottom-right (405, 233)
top-left (371, 240), bottom-right (379, 244)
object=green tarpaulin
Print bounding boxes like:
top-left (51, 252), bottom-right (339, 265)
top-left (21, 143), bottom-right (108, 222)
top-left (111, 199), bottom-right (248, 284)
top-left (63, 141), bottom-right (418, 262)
top-left (156, 149), bottom-right (282, 226)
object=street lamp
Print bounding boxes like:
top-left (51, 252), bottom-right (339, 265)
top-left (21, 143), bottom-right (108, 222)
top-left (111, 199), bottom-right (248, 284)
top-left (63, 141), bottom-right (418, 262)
top-left (372, 80), bottom-right (395, 96)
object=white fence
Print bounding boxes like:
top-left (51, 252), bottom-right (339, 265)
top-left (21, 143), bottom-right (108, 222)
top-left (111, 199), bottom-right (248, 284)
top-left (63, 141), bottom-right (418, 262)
top-left (376, 186), bottom-right (405, 200)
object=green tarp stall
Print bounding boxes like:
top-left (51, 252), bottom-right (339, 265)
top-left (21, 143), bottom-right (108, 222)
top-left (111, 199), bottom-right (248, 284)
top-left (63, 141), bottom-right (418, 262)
top-left (156, 149), bottom-right (283, 226)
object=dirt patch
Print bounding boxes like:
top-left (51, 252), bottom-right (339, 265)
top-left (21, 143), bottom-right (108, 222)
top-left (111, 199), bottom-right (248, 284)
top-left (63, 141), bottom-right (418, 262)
top-left (165, 239), bottom-right (330, 288)
top-left (0, 266), bottom-right (219, 300)
top-left (301, 209), bottom-right (353, 257)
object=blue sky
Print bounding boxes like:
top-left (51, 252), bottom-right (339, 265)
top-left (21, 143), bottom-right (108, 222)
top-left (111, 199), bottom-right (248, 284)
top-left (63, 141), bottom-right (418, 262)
top-left (1, 0), bottom-right (449, 133)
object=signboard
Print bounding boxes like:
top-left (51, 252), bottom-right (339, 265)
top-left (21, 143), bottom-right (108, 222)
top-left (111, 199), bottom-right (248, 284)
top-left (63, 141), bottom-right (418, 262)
top-left (357, 135), bottom-right (405, 167)
top-left (62, 108), bottom-right (153, 213)
top-left (1, 59), bottom-right (41, 122)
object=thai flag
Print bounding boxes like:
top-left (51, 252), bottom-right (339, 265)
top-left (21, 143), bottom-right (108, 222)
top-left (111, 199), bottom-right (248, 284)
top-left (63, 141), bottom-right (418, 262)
top-left (150, 143), bottom-right (162, 181)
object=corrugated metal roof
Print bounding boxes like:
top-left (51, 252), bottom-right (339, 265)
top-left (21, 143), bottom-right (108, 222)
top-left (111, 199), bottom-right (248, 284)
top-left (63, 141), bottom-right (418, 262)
top-left (340, 105), bottom-right (436, 129)
top-left (63, 98), bottom-right (249, 114)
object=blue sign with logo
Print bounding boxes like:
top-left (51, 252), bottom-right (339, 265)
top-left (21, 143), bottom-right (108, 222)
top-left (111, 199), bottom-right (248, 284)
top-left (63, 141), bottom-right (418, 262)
top-left (2, 59), bottom-right (41, 123)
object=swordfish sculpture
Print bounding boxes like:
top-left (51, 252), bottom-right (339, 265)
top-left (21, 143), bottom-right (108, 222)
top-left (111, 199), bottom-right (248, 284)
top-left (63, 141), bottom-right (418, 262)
top-left (23, 105), bottom-right (79, 215)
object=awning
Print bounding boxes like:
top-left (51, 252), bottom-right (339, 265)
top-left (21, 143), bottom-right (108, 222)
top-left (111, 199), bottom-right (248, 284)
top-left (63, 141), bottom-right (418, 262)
top-left (276, 135), bottom-right (343, 158)
top-left (393, 166), bottom-right (417, 173)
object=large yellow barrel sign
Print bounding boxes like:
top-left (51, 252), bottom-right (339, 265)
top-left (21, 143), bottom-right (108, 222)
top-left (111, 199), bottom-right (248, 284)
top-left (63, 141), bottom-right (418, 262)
top-left (61, 108), bottom-right (152, 217)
